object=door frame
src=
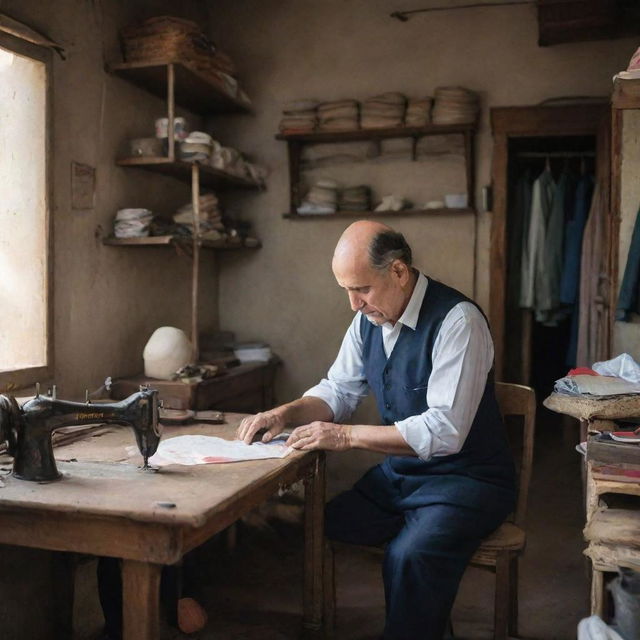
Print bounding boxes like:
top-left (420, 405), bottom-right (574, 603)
top-left (489, 104), bottom-right (610, 381)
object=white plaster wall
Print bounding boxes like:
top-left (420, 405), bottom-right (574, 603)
top-left (1, 0), bottom-right (221, 397)
top-left (210, 0), bottom-right (635, 423)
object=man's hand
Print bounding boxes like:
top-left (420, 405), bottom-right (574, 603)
top-left (285, 421), bottom-right (352, 451)
top-left (236, 411), bottom-right (286, 444)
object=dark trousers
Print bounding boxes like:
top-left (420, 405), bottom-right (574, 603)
top-left (97, 558), bottom-right (182, 640)
top-left (326, 466), bottom-right (513, 640)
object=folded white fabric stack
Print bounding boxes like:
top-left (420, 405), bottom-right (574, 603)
top-left (338, 185), bottom-right (372, 212)
top-left (432, 87), bottom-right (479, 125)
top-left (317, 100), bottom-right (359, 131)
top-left (279, 99), bottom-right (318, 133)
top-left (361, 92), bottom-right (406, 129)
top-left (297, 179), bottom-right (339, 215)
top-left (113, 208), bottom-right (153, 238)
top-left (174, 193), bottom-right (225, 240)
top-left (405, 98), bottom-right (432, 127)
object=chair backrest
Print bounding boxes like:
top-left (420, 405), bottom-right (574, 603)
top-left (494, 382), bottom-right (536, 528)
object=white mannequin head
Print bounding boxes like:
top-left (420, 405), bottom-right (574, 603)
top-left (143, 326), bottom-right (191, 379)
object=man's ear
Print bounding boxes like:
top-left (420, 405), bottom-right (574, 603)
top-left (390, 260), bottom-right (410, 283)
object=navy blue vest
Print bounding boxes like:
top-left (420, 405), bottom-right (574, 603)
top-left (361, 277), bottom-right (515, 494)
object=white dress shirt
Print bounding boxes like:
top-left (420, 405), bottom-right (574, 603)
top-left (303, 274), bottom-right (494, 461)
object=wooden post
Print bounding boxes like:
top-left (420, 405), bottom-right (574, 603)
top-left (167, 64), bottom-right (175, 161)
top-left (191, 163), bottom-right (201, 363)
top-left (303, 453), bottom-right (326, 635)
top-left (122, 560), bottom-right (162, 640)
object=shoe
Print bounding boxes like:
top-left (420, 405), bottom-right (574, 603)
top-left (177, 597), bottom-right (208, 634)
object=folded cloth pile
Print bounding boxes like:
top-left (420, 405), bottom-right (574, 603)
top-left (555, 374), bottom-right (640, 396)
top-left (375, 194), bottom-right (409, 212)
top-left (405, 97), bottom-right (432, 127)
top-left (361, 92), bottom-right (406, 129)
top-left (179, 131), bottom-right (218, 162)
top-left (210, 146), bottom-right (244, 175)
top-left (317, 100), bottom-right (359, 131)
top-left (173, 193), bottom-right (225, 240)
top-left (297, 179), bottom-right (339, 215)
top-left (338, 185), bottom-right (372, 212)
top-left (113, 208), bottom-right (153, 238)
top-left (432, 87), bottom-right (479, 125)
top-left (279, 99), bottom-right (318, 133)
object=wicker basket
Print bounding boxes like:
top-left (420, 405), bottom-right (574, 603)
top-left (120, 15), bottom-right (237, 77)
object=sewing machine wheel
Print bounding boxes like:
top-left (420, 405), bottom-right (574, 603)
top-left (0, 395), bottom-right (21, 456)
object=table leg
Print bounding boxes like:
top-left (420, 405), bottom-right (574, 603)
top-left (122, 559), bottom-right (162, 640)
top-left (303, 453), bottom-right (326, 636)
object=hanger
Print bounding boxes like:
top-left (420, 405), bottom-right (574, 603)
top-left (580, 155), bottom-right (586, 175)
top-left (544, 155), bottom-right (551, 172)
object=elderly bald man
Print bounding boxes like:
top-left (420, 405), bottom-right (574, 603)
top-left (237, 221), bottom-right (516, 640)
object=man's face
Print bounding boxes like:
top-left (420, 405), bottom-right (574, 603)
top-left (332, 256), bottom-right (408, 325)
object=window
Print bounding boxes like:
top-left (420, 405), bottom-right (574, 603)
top-left (0, 33), bottom-right (51, 389)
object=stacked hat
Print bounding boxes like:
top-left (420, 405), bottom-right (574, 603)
top-left (173, 193), bottom-right (225, 239)
top-left (432, 87), bottom-right (479, 125)
top-left (405, 98), bottom-right (433, 127)
top-left (179, 132), bottom-right (218, 162)
top-left (113, 208), bottom-right (153, 238)
top-left (317, 100), bottom-right (359, 131)
top-left (297, 179), bottom-right (339, 215)
top-left (279, 99), bottom-right (318, 133)
top-left (338, 185), bottom-right (372, 212)
top-left (361, 92), bottom-right (406, 129)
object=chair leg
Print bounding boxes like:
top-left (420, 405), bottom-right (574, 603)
top-left (323, 540), bottom-right (336, 638)
top-left (494, 551), bottom-right (511, 640)
top-left (508, 557), bottom-right (519, 637)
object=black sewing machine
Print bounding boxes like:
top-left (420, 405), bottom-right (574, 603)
top-left (0, 386), bottom-right (162, 481)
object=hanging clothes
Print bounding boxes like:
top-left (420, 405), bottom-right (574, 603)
top-left (576, 183), bottom-right (609, 367)
top-left (507, 170), bottom-right (533, 308)
top-left (520, 169), bottom-right (555, 310)
top-left (560, 174), bottom-right (595, 305)
top-left (536, 172), bottom-right (568, 324)
top-left (616, 207), bottom-right (640, 321)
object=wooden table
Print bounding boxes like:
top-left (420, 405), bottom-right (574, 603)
top-left (0, 415), bottom-right (328, 639)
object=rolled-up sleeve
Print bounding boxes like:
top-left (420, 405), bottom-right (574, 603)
top-left (303, 314), bottom-right (370, 422)
top-left (394, 302), bottom-right (494, 460)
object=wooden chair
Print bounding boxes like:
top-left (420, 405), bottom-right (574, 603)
top-left (322, 382), bottom-right (536, 640)
top-left (469, 381), bottom-right (536, 640)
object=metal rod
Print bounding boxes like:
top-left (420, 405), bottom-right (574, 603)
top-left (391, 0), bottom-right (534, 20)
top-left (515, 151), bottom-right (596, 158)
top-left (191, 163), bottom-right (201, 364)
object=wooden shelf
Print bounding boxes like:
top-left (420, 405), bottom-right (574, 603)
top-left (116, 156), bottom-right (262, 190)
top-left (283, 207), bottom-right (474, 219)
top-left (103, 235), bottom-right (261, 250)
top-left (275, 123), bottom-right (475, 144)
top-left (107, 59), bottom-right (252, 115)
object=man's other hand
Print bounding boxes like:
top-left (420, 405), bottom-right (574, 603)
top-left (236, 411), bottom-right (285, 444)
top-left (286, 422), bottom-right (352, 451)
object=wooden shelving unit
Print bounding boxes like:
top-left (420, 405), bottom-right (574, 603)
top-left (108, 59), bottom-right (252, 115)
top-left (276, 122), bottom-right (476, 218)
top-left (283, 207), bottom-right (473, 220)
top-left (116, 156), bottom-right (261, 190)
top-left (107, 57), bottom-right (262, 360)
